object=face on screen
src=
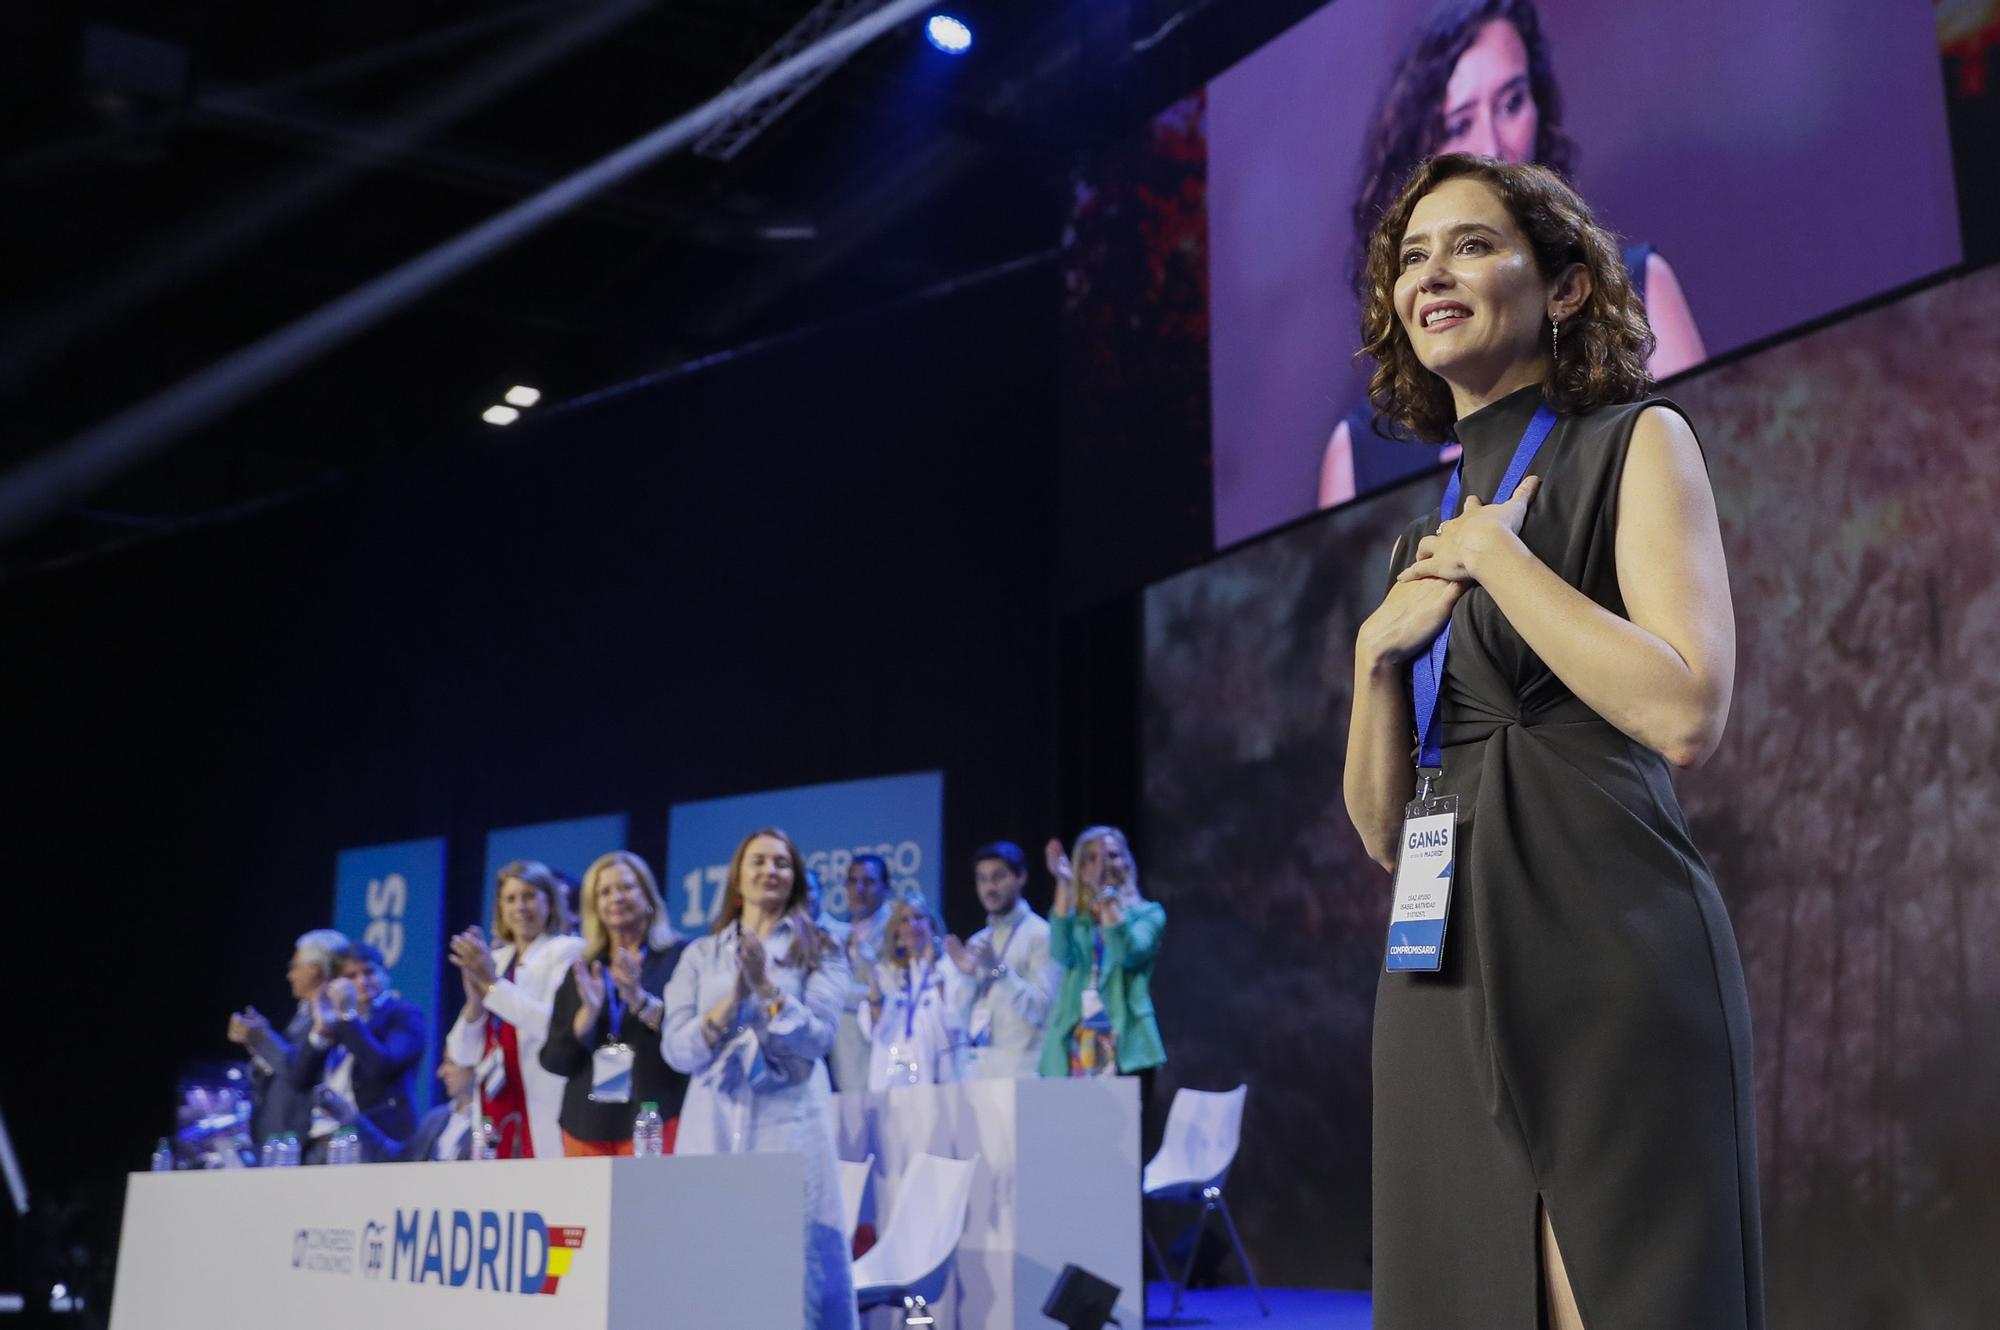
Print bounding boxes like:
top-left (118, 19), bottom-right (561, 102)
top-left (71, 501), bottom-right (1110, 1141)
top-left (1438, 20), bottom-right (1538, 163)
top-left (1395, 177), bottom-right (1550, 388)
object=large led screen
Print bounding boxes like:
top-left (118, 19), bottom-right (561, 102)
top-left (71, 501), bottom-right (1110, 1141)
top-left (1207, 0), bottom-right (1961, 545)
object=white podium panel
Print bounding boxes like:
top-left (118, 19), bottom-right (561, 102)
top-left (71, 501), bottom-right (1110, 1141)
top-left (111, 1154), bottom-right (802, 1329)
top-left (835, 1076), bottom-right (1142, 1330)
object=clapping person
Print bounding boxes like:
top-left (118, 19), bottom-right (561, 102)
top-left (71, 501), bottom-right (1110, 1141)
top-left (286, 941), bottom-right (426, 1160)
top-left (943, 841), bottom-right (1059, 1081)
top-left (856, 900), bottom-right (965, 1090)
top-left (226, 928), bottom-right (350, 1148)
top-left (539, 851), bottom-right (686, 1156)
top-left (662, 828), bottom-right (855, 1330)
top-left (443, 860), bottom-right (584, 1158)
top-left (1038, 828), bottom-right (1167, 1126)
top-left (828, 853), bottom-right (895, 1093)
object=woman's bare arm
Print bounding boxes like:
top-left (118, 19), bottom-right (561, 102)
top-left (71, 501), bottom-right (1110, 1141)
top-left (1406, 407), bottom-right (1734, 767)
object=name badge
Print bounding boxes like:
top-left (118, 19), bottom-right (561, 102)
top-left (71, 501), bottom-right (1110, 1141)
top-left (588, 1043), bottom-right (635, 1103)
top-left (1385, 779), bottom-right (1458, 973)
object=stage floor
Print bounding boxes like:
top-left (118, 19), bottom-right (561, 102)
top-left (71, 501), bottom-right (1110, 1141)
top-left (1143, 1282), bottom-right (1373, 1328)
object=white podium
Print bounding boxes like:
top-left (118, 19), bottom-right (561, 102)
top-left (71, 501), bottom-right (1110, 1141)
top-left (111, 1153), bottom-right (802, 1328)
top-left (835, 1076), bottom-right (1143, 1330)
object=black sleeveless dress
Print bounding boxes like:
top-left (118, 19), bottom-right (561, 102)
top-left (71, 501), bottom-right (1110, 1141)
top-left (1370, 384), bottom-right (1764, 1329)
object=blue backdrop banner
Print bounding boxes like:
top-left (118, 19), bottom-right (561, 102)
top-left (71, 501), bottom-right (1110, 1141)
top-left (666, 771), bottom-right (944, 931)
top-left (479, 813), bottom-right (629, 938)
top-left (333, 837), bottom-right (447, 1112)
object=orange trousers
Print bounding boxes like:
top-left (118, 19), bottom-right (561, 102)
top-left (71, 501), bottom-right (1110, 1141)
top-left (560, 1117), bottom-right (679, 1157)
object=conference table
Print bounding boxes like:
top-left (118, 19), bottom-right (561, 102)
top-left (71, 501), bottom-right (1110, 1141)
top-left (113, 1076), bottom-right (1142, 1329)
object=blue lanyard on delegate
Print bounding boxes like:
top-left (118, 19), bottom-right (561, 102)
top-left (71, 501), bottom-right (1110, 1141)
top-left (604, 948), bottom-right (643, 1039)
top-left (902, 962), bottom-right (935, 1040)
top-left (1412, 402), bottom-right (1559, 770)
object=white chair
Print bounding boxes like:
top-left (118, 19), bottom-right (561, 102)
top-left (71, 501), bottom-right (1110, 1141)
top-left (852, 1152), bottom-right (981, 1327)
top-left (838, 1154), bottom-right (875, 1248)
top-left (1142, 1084), bottom-right (1267, 1320)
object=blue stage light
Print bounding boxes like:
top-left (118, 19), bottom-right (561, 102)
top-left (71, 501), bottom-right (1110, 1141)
top-left (925, 15), bottom-right (972, 54)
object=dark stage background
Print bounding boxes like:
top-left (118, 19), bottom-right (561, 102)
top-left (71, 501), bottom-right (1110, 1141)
top-left (0, 263), bottom-right (1120, 1292)
top-left (6, 0), bottom-right (2000, 1319)
top-left (1140, 263), bottom-right (2000, 1322)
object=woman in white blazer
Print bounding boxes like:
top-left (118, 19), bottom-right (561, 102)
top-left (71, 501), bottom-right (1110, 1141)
top-left (445, 860), bottom-right (586, 1158)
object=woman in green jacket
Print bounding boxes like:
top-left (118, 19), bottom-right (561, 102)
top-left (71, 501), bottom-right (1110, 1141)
top-left (1037, 826), bottom-right (1166, 1123)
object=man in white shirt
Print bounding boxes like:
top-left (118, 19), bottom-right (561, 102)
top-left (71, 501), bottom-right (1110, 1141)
top-left (945, 842), bottom-right (1058, 1080)
top-left (829, 854), bottom-right (895, 1093)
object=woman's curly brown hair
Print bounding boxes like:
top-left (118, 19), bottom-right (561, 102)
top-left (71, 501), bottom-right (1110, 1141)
top-left (1358, 153), bottom-right (1654, 443)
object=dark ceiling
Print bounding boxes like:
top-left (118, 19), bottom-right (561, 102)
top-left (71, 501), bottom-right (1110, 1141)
top-left (0, 0), bottom-right (1317, 577)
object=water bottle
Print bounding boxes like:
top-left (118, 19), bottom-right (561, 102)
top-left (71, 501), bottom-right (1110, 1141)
top-left (475, 1116), bottom-right (498, 1161)
top-left (328, 1129), bottom-right (355, 1165)
top-left (632, 1101), bottom-right (663, 1157)
top-left (280, 1132), bottom-right (301, 1167)
top-left (150, 1139), bottom-right (173, 1172)
top-left (259, 1135), bottom-right (279, 1168)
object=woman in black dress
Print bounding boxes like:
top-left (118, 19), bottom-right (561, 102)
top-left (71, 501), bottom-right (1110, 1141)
top-left (1342, 153), bottom-right (1762, 1328)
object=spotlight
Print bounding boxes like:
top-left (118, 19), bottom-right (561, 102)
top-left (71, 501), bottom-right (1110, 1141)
top-left (503, 384), bottom-right (542, 408)
top-left (480, 404), bottom-right (521, 426)
top-left (925, 15), bottom-right (972, 54)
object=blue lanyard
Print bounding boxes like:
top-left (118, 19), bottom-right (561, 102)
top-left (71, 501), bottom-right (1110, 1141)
top-left (604, 947), bottom-right (643, 1039)
top-left (1412, 401), bottom-right (1559, 770)
top-left (903, 965), bottom-right (923, 1040)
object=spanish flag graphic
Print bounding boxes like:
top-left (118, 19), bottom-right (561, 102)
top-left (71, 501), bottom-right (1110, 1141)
top-left (538, 1226), bottom-right (588, 1295)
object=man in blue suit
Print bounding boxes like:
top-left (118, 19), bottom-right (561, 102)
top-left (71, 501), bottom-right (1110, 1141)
top-left (286, 940), bottom-right (426, 1157)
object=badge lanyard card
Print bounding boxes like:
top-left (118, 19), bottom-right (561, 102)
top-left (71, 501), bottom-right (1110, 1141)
top-left (589, 964), bottom-right (636, 1103)
top-left (1385, 403), bottom-right (1556, 973)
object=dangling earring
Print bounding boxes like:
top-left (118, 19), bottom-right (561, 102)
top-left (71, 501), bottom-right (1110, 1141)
top-left (1551, 315), bottom-right (1561, 359)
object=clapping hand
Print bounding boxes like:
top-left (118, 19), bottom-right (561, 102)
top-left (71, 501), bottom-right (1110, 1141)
top-left (227, 1007), bottom-right (269, 1045)
top-left (448, 925), bottom-right (497, 989)
top-left (967, 938), bottom-right (997, 974)
top-left (312, 1085), bottom-right (357, 1127)
top-left (1092, 892), bottom-right (1125, 928)
top-left (572, 955), bottom-right (606, 1012)
top-left (736, 930), bottom-right (771, 998)
top-left (327, 978), bottom-right (361, 1020)
top-left (609, 944), bottom-right (645, 1007)
top-left (1046, 837), bottom-right (1076, 915)
top-left (310, 986), bottom-right (340, 1038)
top-left (944, 935), bottom-right (977, 976)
